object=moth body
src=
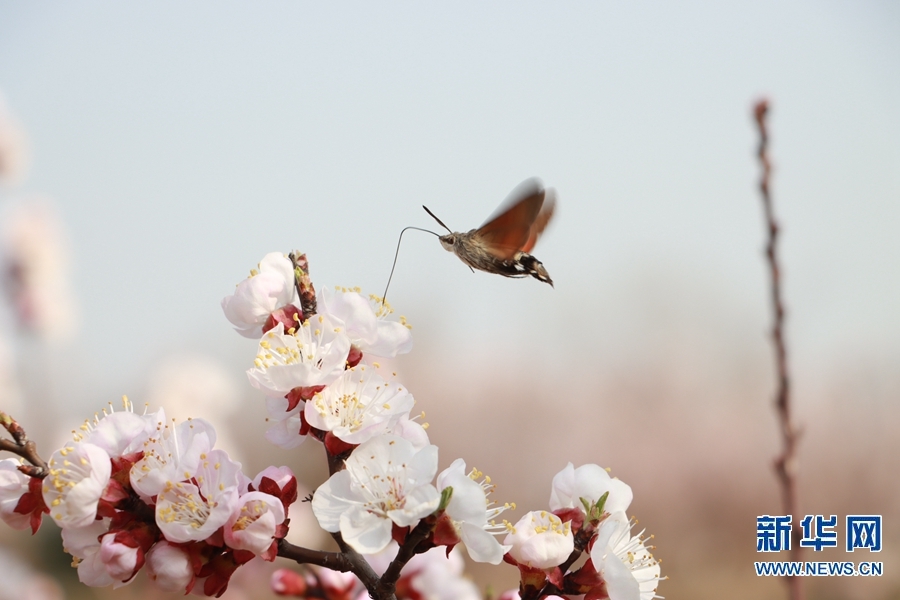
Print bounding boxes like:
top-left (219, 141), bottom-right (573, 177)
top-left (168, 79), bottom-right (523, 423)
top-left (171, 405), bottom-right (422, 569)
top-left (426, 177), bottom-right (556, 287)
top-left (440, 229), bottom-right (554, 286)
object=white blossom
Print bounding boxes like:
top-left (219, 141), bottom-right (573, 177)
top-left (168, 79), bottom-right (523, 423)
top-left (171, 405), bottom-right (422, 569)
top-left (549, 462), bottom-right (633, 516)
top-left (221, 252), bottom-right (297, 338)
top-left (589, 511), bottom-right (661, 600)
top-left (319, 287), bottom-right (413, 358)
top-left (43, 442), bottom-right (111, 529)
top-left (82, 406), bottom-right (163, 459)
top-left (155, 448), bottom-right (242, 543)
top-left (390, 414), bottom-right (431, 450)
top-left (436, 459), bottom-right (512, 564)
top-left (304, 366), bottom-right (414, 444)
top-left (263, 396), bottom-right (308, 449)
top-left (61, 521), bottom-right (115, 587)
top-left (247, 319), bottom-right (350, 397)
top-left (504, 510), bottom-right (574, 570)
top-left (130, 415), bottom-right (217, 500)
top-left (312, 435), bottom-right (440, 554)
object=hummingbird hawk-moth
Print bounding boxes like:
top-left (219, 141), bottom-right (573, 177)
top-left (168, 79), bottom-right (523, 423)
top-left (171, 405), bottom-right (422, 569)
top-left (424, 177), bottom-right (556, 286)
top-left (380, 178), bottom-right (557, 303)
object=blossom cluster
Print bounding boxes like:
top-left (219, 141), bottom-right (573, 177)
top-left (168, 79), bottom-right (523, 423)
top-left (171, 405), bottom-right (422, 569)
top-left (223, 253), bottom-right (513, 565)
top-left (271, 461), bottom-right (662, 600)
top-left (0, 250), bottom-right (663, 600)
top-left (222, 252), bottom-right (662, 600)
top-left (497, 463), bottom-right (661, 600)
top-left (0, 400), bottom-right (297, 596)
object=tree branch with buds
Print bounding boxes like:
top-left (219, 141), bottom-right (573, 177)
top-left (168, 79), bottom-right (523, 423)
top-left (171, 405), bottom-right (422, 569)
top-left (0, 411), bottom-right (48, 477)
top-left (754, 98), bottom-right (804, 600)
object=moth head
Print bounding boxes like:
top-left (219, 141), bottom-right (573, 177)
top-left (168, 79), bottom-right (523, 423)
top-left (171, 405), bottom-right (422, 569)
top-left (438, 234), bottom-right (456, 252)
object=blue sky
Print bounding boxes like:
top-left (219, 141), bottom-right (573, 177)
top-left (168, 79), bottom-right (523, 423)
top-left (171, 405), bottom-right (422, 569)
top-left (0, 1), bottom-right (897, 413)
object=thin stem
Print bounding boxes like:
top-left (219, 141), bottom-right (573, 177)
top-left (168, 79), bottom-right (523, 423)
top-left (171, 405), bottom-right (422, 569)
top-left (0, 411), bottom-right (48, 477)
top-left (754, 99), bottom-right (803, 600)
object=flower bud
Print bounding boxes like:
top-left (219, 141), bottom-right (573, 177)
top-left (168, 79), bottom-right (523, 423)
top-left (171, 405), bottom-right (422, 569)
top-left (224, 491), bottom-right (286, 557)
top-left (270, 568), bottom-right (308, 596)
top-left (99, 533), bottom-right (141, 582)
top-left (146, 542), bottom-right (193, 592)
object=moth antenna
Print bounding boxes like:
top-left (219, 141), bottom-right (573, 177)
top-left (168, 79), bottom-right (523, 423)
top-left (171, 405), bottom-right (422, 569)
top-left (422, 205), bottom-right (453, 233)
top-left (382, 226), bottom-right (440, 305)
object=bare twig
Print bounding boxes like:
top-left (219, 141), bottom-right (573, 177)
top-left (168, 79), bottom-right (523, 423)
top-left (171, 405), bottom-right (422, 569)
top-left (0, 411), bottom-right (48, 477)
top-left (754, 99), bottom-right (803, 600)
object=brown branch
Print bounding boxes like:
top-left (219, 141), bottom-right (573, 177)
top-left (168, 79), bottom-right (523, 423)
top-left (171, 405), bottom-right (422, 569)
top-left (377, 516), bottom-right (439, 597)
top-left (0, 411), bottom-right (48, 478)
top-left (276, 536), bottom-right (391, 599)
top-left (330, 531), bottom-right (389, 599)
top-left (277, 539), bottom-right (355, 571)
top-left (754, 99), bottom-right (803, 600)
top-left (290, 251), bottom-right (317, 319)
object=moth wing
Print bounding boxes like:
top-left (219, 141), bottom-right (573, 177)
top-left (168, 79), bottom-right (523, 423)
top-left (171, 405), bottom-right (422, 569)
top-left (521, 187), bottom-right (556, 254)
top-left (474, 178), bottom-right (545, 260)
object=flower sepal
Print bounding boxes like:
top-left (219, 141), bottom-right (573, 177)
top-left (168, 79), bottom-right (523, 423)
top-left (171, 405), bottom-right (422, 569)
top-left (323, 431), bottom-right (356, 459)
top-left (250, 467), bottom-right (299, 516)
top-left (553, 507), bottom-right (584, 532)
top-left (502, 554), bottom-right (564, 596)
top-left (284, 385), bottom-right (324, 412)
top-left (13, 476), bottom-right (48, 534)
top-left (196, 546), bottom-right (256, 598)
top-left (583, 491), bottom-right (609, 525)
top-left (430, 511), bottom-right (461, 550)
top-left (263, 305), bottom-right (303, 336)
top-left (567, 554), bottom-right (603, 594)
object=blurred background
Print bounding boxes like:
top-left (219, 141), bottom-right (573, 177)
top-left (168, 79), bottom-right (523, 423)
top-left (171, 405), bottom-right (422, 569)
top-left (0, 2), bottom-right (898, 599)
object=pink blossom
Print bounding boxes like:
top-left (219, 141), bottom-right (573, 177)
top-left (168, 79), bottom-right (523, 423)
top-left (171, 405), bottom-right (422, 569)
top-left (99, 532), bottom-right (141, 583)
top-left (224, 491), bottom-right (286, 557)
